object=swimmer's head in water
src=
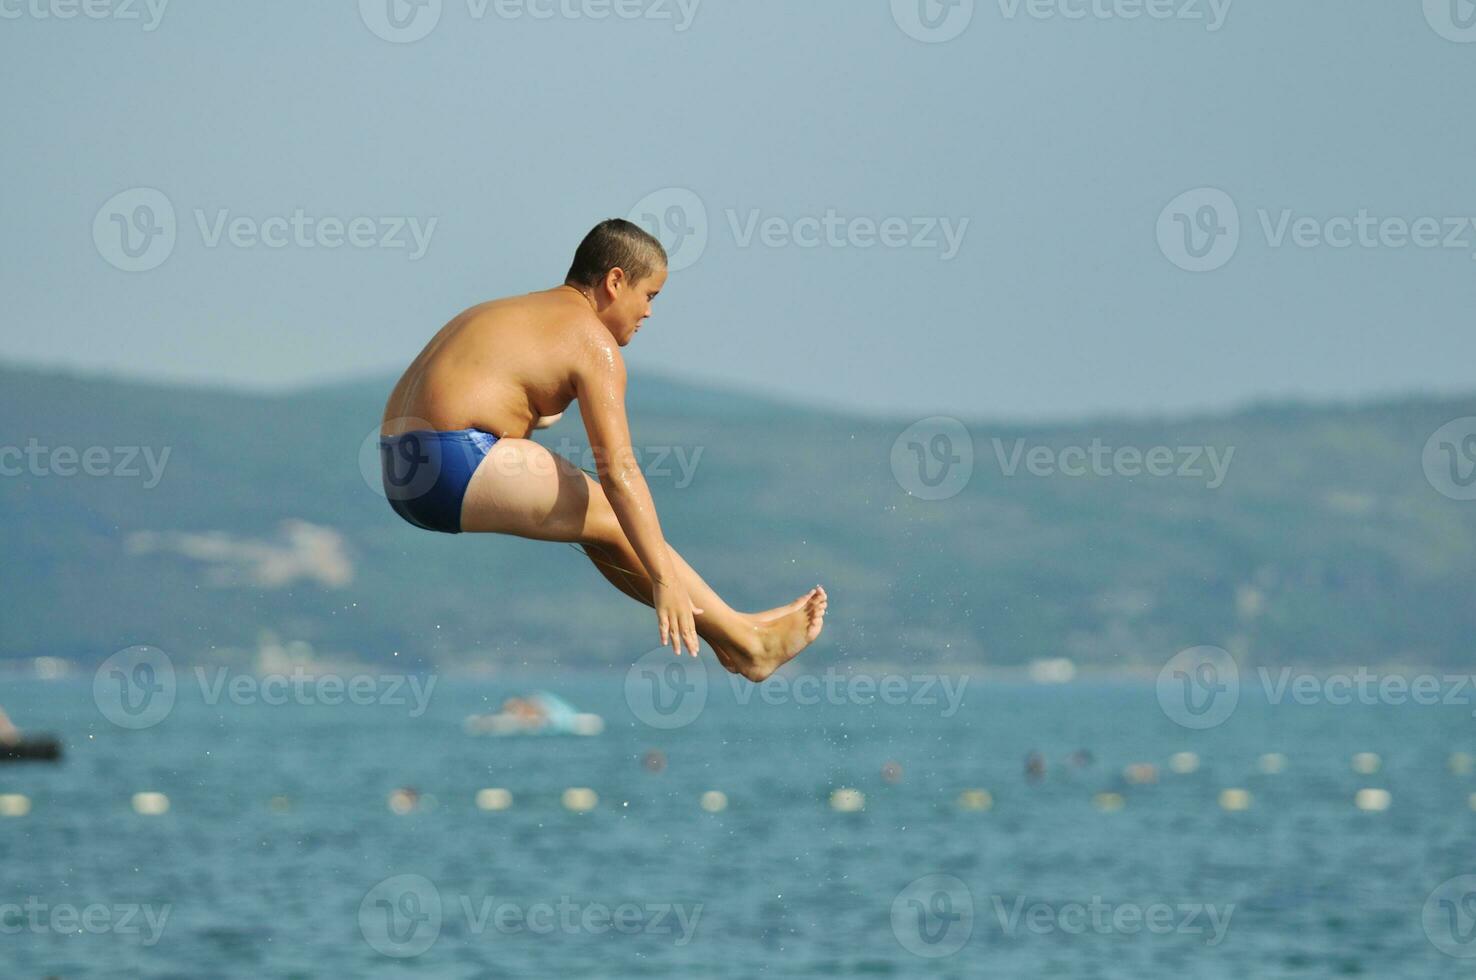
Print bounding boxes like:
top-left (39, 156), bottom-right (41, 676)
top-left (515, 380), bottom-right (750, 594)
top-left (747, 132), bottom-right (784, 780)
top-left (565, 219), bottom-right (668, 346)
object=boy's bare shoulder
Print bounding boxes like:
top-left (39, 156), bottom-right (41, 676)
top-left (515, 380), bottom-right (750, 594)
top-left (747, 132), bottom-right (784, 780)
top-left (560, 309), bottom-right (623, 377)
top-left (462, 289), bottom-right (621, 386)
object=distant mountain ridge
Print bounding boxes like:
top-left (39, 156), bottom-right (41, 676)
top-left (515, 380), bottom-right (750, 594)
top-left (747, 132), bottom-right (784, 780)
top-left (2, 361), bottom-right (1473, 671)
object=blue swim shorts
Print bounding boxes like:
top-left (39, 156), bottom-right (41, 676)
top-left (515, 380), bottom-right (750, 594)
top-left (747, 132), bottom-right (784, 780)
top-left (379, 428), bottom-right (500, 534)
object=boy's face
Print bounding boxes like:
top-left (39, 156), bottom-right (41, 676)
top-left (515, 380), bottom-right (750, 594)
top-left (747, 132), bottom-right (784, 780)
top-left (605, 265), bottom-right (667, 346)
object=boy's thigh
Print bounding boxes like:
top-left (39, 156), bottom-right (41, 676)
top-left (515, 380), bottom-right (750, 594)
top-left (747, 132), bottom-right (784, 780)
top-left (459, 437), bottom-right (612, 542)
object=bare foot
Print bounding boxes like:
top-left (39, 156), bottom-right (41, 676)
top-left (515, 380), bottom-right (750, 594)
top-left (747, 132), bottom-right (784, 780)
top-left (731, 587), bottom-right (827, 682)
top-left (749, 588), bottom-right (819, 623)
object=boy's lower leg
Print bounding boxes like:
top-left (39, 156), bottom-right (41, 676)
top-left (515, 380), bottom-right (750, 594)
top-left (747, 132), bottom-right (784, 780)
top-left (578, 537), bottom-right (760, 657)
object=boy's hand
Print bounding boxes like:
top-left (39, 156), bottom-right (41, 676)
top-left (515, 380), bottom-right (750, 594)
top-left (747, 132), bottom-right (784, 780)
top-left (653, 579), bottom-right (703, 657)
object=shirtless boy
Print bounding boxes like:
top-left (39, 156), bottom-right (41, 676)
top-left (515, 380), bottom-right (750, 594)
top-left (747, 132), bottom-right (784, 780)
top-left (379, 219), bottom-right (827, 680)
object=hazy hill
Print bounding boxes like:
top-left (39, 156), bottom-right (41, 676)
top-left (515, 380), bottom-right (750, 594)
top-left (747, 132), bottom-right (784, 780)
top-left (2, 363), bottom-right (1473, 670)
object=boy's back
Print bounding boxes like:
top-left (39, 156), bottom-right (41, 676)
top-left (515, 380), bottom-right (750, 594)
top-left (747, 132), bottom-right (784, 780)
top-left (381, 287), bottom-right (599, 439)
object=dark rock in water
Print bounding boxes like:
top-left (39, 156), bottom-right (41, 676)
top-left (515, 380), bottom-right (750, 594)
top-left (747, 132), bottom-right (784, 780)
top-left (0, 736), bottom-right (62, 763)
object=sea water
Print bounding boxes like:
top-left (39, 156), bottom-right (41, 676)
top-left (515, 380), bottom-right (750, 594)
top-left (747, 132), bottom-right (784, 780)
top-left (1, 670), bottom-right (1473, 978)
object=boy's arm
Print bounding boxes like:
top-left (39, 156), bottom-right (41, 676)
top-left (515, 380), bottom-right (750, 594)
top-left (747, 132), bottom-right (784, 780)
top-left (573, 328), bottom-right (701, 656)
top-left (572, 333), bottom-right (674, 587)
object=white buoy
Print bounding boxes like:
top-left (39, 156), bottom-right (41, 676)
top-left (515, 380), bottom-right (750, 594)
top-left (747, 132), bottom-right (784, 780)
top-left (1257, 753), bottom-right (1287, 775)
top-left (1219, 788), bottom-right (1252, 811)
top-left (0, 793), bottom-right (31, 817)
top-left (1169, 752), bottom-right (1200, 775)
top-left (1451, 753), bottom-right (1474, 775)
top-left (957, 789), bottom-right (993, 812)
top-left (829, 788), bottom-right (865, 812)
top-left (268, 795), bottom-right (291, 813)
top-left (476, 788), bottom-right (513, 811)
top-left (1354, 788), bottom-right (1391, 812)
top-left (700, 791), bottom-right (728, 813)
top-left (562, 787), bottom-right (598, 812)
top-left (1124, 763), bottom-right (1159, 785)
top-left (132, 792), bottom-right (170, 816)
top-left (1093, 792), bottom-right (1125, 812)
top-left (387, 789), bottom-right (418, 815)
top-left (1351, 753), bottom-right (1381, 775)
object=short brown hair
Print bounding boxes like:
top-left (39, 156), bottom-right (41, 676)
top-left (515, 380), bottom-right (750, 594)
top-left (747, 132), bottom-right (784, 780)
top-left (565, 219), bottom-right (668, 289)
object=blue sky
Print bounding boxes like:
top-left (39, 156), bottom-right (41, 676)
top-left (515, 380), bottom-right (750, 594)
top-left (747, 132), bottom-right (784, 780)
top-left (2, 0), bottom-right (1473, 421)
